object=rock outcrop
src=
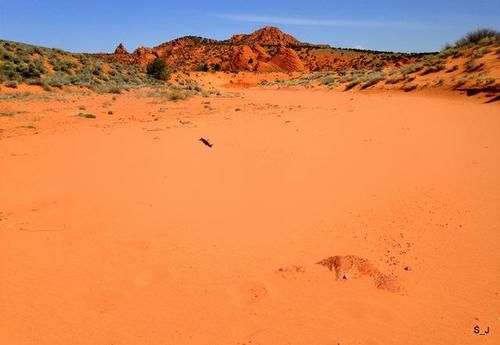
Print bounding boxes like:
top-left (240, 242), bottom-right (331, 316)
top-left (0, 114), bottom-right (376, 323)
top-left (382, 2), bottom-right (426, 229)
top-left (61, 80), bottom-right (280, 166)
top-left (114, 43), bottom-right (128, 55)
top-left (229, 26), bottom-right (302, 47)
top-left (94, 26), bottom-right (420, 73)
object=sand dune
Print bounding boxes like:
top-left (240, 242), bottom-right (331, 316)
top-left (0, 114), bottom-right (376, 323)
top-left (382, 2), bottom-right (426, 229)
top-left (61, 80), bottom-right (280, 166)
top-left (1, 85), bottom-right (499, 344)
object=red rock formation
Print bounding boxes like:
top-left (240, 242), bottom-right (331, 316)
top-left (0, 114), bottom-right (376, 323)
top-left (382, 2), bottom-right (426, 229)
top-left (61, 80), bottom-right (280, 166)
top-left (229, 26), bottom-right (302, 47)
top-left (270, 46), bottom-right (305, 72)
top-left (227, 46), bottom-right (258, 71)
top-left (253, 43), bottom-right (271, 60)
top-left (93, 26), bottom-right (422, 73)
top-left (114, 43), bottom-right (128, 55)
top-left (132, 47), bottom-right (157, 65)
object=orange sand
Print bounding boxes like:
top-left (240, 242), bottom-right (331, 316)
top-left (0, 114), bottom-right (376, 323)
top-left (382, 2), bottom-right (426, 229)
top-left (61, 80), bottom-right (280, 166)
top-left (1, 85), bottom-right (499, 345)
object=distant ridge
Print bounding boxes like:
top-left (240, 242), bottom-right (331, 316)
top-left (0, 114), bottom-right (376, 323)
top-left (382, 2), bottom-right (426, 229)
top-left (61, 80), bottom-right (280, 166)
top-left (95, 26), bottom-right (425, 72)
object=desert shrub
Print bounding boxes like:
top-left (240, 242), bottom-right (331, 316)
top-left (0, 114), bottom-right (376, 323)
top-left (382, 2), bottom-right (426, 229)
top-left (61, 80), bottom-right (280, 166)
top-left (22, 63), bottom-right (43, 78)
top-left (5, 80), bottom-right (18, 88)
top-left (401, 63), bottom-right (423, 75)
top-left (345, 79), bottom-right (362, 91)
top-left (385, 74), bottom-right (405, 84)
top-left (465, 60), bottom-right (484, 72)
top-left (212, 63), bottom-right (221, 71)
top-left (421, 64), bottom-right (445, 75)
top-left (106, 85), bottom-right (122, 94)
top-left (146, 58), bottom-right (170, 80)
top-left (195, 63), bottom-right (209, 72)
top-left (435, 79), bottom-right (445, 86)
top-left (77, 113), bottom-right (96, 119)
top-left (476, 77), bottom-right (495, 86)
top-left (92, 64), bottom-right (103, 76)
top-left (319, 75), bottom-right (335, 85)
top-left (446, 65), bottom-right (459, 73)
top-left (473, 47), bottom-right (490, 58)
top-left (44, 73), bottom-right (71, 88)
top-left (52, 58), bottom-right (77, 73)
top-left (360, 72), bottom-right (385, 89)
top-left (455, 29), bottom-right (500, 48)
top-left (438, 48), bottom-right (459, 58)
top-left (453, 78), bottom-right (468, 89)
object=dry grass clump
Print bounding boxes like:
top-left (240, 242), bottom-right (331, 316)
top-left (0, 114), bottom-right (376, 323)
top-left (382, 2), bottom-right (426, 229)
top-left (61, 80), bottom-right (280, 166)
top-left (360, 72), bottom-right (386, 89)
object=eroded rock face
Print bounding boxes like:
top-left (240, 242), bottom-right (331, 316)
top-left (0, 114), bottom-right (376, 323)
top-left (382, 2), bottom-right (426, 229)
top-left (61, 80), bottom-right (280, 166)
top-left (228, 46), bottom-right (258, 71)
top-left (270, 46), bottom-right (305, 72)
top-left (132, 47), bottom-right (157, 65)
top-left (253, 43), bottom-right (271, 60)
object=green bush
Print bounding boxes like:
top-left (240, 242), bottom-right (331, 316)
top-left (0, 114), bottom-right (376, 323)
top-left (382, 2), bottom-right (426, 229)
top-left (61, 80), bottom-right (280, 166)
top-left (195, 63), bottom-right (209, 72)
top-left (455, 29), bottom-right (499, 48)
top-left (146, 58), bottom-right (170, 80)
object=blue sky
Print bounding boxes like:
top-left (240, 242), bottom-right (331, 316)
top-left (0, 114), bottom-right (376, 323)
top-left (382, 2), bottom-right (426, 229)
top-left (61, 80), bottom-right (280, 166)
top-left (0, 0), bottom-right (499, 53)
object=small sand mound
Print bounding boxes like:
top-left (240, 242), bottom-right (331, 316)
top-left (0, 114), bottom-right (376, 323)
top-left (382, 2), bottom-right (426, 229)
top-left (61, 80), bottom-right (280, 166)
top-left (316, 255), bottom-right (401, 292)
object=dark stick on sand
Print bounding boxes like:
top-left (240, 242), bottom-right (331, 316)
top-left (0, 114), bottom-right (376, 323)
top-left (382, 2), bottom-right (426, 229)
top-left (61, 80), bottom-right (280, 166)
top-left (199, 137), bottom-right (213, 148)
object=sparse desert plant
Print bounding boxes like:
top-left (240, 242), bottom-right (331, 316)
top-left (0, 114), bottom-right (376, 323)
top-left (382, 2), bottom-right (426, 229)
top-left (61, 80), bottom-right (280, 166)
top-left (195, 63), bottom-right (209, 72)
top-left (401, 63), bottom-right (423, 75)
top-left (421, 64), bottom-right (445, 75)
top-left (5, 80), bottom-right (18, 88)
top-left (473, 47), bottom-right (490, 58)
top-left (454, 28), bottom-right (500, 48)
top-left (146, 58), bottom-right (171, 81)
top-left (438, 48), bottom-right (459, 58)
top-left (77, 113), bottom-right (97, 119)
top-left (99, 85), bottom-right (122, 94)
top-left (345, 79), bottom-right (363, 91)
top-left (385, 74), bottom-right (405, 84)
top-left (360, 72), bottom-right (385, 89)
top-left (465, 60), bottom-right (484, 72)
top-left (476, 76), bottom-right (495, 86)
top-left (319, 75), bottom-right (335, 85)
top-left (167, 90), bottom-right (189, 101)
top-left (453, 78), bottom-right (468, 89)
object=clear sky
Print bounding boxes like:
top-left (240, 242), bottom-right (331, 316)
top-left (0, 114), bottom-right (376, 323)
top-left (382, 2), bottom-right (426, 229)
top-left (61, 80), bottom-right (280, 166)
top-left (1, 0), bottom-right (499, 53)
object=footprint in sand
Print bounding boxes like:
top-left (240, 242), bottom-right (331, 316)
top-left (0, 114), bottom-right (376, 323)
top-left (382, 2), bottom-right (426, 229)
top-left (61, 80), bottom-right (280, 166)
top-left (227, 281), bottom-right (269, 306)
top-left (275, 265), bottom-right (306, 279)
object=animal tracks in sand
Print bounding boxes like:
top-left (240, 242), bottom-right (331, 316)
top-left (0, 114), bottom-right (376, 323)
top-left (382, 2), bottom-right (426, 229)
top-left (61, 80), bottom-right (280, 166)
top-left (274, 255), bottom-right (402, 293)
top-left (316, 255), bottom-right (402, 293)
